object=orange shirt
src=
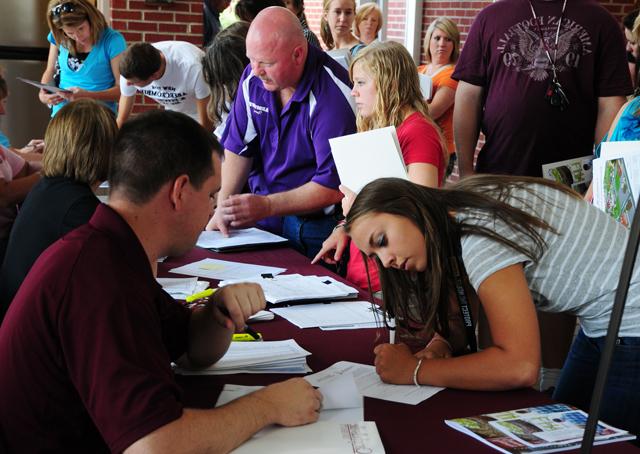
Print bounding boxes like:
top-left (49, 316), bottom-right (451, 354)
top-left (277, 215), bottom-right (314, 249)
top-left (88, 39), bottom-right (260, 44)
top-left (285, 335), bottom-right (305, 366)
top-left (418, 64), bottom-right (458, 154)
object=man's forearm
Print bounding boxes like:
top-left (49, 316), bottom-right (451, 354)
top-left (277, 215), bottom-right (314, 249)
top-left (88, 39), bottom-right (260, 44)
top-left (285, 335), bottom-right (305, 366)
top-left (267, 181), bottom-right (342, 217)
top-left (186, 304), bottom-right (233, 368)
top-left (453, 82), bottom-right (484, 178)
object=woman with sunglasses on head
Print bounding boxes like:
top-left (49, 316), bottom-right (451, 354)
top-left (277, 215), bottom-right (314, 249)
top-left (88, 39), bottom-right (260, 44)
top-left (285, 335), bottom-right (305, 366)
top-left (344, 175), bottom-right (640, 436)
top-left (313, 42), bottom-right (447, 333)
top-left (39, 0), bottom-right (126, 117)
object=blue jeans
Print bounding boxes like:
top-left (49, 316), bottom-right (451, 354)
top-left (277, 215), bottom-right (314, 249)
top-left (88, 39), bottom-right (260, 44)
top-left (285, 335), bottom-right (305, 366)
top-left (281, 214), bottom-right (336, 261)
top-left (553, 329), bottom-right (640, 436)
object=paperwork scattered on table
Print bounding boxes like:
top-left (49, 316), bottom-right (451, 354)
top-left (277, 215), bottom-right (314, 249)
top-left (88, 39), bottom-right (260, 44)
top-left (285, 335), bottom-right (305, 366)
top-left (219, 274), bottom-right (358, 305)
top-left (196, 227), bottom-right (288, 252)
top-left (156, 277), bottom-right (209, 299)
top-left (445, 403), bottom-right (635, 454)
top-left (270, 301), bottom-right (382, 330)
top-left (231, 421), bottom-right (385, 454)
top-left (175, 340), bottom-right (311, 375)
top-left (306, 361), bottom-right (444, 405)
top-left (216, 383), bottom-right (363, 423)
top-left (169, 258), bottom-right (285, 281)
top-left (329, 126), bottom-right (408, 193)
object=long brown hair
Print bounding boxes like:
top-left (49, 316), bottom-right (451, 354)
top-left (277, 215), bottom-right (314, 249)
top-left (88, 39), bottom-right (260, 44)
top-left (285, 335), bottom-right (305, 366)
top-left (350, 41), bottom-right (448, 177)
top-left (344, 175), bottom-right (580, 335)
top-left (320, 0), bottom-right (356, 50)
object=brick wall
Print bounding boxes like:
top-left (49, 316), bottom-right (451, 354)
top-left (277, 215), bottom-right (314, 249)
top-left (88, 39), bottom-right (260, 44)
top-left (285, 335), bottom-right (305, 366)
top-left (108, 0), bottom-right (204, 112)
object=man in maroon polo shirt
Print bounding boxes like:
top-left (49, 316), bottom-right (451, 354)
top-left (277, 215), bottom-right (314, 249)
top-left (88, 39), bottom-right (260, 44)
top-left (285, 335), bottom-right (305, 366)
top-left (0, 111), bottom-right (322, 452)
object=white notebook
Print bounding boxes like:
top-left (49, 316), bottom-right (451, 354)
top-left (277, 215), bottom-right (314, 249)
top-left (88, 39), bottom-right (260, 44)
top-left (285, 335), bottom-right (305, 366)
top-left (329, 126), bottom-right (408, 193)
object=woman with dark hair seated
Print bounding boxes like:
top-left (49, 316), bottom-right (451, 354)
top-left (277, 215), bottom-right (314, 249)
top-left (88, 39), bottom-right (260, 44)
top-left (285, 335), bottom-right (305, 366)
top-left (0, 99), bottom-right (117, 317)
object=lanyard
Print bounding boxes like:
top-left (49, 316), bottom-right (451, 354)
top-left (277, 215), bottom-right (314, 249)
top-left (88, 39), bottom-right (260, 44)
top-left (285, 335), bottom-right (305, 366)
top-left (449, 225), bottom-right (477, 353)
top-left (528, 0), bottom-right (568, 81)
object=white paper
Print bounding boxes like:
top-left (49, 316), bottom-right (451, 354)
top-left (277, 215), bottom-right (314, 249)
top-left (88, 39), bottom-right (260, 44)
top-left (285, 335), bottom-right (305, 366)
top-left (231, 421), bottom-right (385, 454)
top-left (419, 73), bottom-right (432, 100)
top-left (196, 227), bottom-right (287, 250)
top-left (330, 126), bottom-right (408, 193)
top-left (216, 384), bottom-right (363, 422)
top-left (306, 361), bottom-right (444, 405)
top-left (169, 258), bottom-right (285, 281)
top-left (270, 301), bottom-right (382, 329)
top-left (156, 277), bottom-right (209, 299)
top-left (247, 310), bottom-right (274, 322)
top-left (175, 340), bottom-right (311, 375)
top-left (327, 48), bottom-right (352, 70)
top-left (220, 274), bottom-right (358, 304)
top-left (17, 77), bottom-right (71, 93)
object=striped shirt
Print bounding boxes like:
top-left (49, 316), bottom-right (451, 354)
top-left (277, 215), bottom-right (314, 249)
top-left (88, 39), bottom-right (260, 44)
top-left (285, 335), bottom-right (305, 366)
top-left (459, 183), bottom-right (640, 338)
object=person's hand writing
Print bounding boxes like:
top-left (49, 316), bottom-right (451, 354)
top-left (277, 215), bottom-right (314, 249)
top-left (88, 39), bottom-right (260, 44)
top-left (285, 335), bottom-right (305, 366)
top-left (212, 283), bottom-right (266, 331)
top-left (373, 342), bottom-right (417, 385)
top-left (339, 185), bottom-right (356, 217)
top-left (17, 139), bottom-right (45, 154)
top-left (253, 378), bottom-right (322, 426)
top-left (220, 193), bottom-right (271, 229)
top-left (311, 225), bottom-right (349, 265)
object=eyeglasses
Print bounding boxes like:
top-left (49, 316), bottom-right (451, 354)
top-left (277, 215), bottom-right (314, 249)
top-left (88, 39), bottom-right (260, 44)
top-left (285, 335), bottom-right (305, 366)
top-left (50, 2), bottom-right (76, 18)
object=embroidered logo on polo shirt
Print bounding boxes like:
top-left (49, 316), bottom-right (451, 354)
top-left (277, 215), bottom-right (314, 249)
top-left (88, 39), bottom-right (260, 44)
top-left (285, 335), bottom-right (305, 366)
top-left (249, 101), bottom-right (269, 115)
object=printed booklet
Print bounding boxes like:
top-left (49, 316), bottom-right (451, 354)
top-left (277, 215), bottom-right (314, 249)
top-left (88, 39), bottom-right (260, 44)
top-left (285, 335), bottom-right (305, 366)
top-left (445, 403), bottom-right (635, 453)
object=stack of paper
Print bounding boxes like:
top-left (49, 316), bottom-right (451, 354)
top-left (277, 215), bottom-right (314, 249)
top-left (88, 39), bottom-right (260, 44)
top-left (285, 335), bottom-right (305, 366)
top-left (219, 274), bottom-right (358, 305)
top-left (175, 340), bottom-right (311, 375)
top-left (270, 301), bottom-right (381, 330)
top-left (196, 228), bottom-right (287, 252)
top-left (169, 258), bottom-right (285, 280)
top-left (329, 126), bottom-right (408, 193)
top-left (445, 403), bottom-right (635, 453)
top-left (156, 277), bottom-right (209, 299)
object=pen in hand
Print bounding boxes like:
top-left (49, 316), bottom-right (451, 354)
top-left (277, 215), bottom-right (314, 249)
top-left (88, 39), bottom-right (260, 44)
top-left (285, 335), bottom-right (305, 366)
top-left (185, 287), bottom-right (262, 340)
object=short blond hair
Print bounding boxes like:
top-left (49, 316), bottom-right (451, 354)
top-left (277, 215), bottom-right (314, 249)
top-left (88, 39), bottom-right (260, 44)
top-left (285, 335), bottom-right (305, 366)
top-left (350, 41), bottom-right (448, 169)
top-left (43, 99), bottom-right (116, 184)
top-left (47, 0), bottom-right (107, 56)
top-left (354, 3), bottom-right (383, 39)
top-left (423, 17), bottom-right (460, 64)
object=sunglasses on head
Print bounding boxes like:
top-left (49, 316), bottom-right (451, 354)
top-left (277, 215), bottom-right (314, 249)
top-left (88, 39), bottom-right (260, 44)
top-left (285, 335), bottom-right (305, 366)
top-left (50, 2), bottom-right (76, 18)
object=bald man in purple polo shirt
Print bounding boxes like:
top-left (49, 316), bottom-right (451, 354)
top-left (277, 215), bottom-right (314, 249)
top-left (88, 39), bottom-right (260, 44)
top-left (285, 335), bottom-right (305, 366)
top-left (206, 6), bottom-right (356, 259)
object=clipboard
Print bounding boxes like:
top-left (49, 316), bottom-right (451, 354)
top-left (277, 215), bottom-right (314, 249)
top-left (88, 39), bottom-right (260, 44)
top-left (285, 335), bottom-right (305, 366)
top-left (16, 77), bottom-right (72, 94)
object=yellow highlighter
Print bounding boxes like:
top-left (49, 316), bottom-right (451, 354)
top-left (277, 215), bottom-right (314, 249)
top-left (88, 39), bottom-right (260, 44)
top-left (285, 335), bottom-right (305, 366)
top-left (233, 332), bottom-right (263, 341)
top-left (185, 288), bottom-right (216, 303)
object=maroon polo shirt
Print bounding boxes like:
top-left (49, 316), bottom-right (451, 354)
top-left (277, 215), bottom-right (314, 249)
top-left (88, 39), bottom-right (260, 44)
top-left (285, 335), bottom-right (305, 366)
top-left (0, 204), bottom-right (191, 452)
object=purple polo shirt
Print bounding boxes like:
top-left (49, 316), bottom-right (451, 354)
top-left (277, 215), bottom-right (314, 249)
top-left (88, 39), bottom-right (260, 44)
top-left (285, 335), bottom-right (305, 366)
top-left (0, 204), bottom-right (191, 452)
top-left (222, 44), bottom-right (356, 230)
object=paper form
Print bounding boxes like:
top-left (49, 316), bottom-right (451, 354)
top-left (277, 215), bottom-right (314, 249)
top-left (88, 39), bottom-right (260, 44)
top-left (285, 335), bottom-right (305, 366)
top-left (196, 228), bottom-right (287, 250)
top-left (220, 274), bottom-right (358, 304)
top-left (169, 258), bottom-right (285, 281)
top-left (329, 126), bottom-right (408, 193)
top-left (156, 277), bottom-right (208, 299)
top-left (270, 301), bottom-right (382, 329)
top-left (306, 361), bottom-right (444, 405)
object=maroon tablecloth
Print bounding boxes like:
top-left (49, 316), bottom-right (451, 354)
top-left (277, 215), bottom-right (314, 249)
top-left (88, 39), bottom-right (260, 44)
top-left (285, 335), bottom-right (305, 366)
top-left (161, 245), bottom-right (639, 454)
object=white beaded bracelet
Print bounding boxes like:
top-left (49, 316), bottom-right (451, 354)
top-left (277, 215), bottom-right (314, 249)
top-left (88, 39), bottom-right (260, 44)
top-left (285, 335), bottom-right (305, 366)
top-left (413, 358), bottom-right (423, 387)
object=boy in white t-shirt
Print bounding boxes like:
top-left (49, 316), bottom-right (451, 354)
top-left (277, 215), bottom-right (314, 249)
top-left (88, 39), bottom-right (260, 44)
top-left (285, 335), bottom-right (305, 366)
top-left (117, 41), bottom-right (212, 132)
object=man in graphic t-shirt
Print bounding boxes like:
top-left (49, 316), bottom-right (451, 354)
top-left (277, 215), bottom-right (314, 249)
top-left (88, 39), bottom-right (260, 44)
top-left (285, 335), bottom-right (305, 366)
top-left (117, 41), bottom-right (213, 132)
top-left (453, 0), bottom-right (632, 178)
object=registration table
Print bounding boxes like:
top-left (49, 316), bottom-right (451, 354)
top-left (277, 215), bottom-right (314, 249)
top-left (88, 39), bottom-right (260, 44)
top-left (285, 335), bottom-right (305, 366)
top-left (161, 245), bottom-right (640, 454)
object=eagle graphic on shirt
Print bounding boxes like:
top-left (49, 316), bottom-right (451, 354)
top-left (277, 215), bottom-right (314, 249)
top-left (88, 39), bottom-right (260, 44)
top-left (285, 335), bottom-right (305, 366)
top-left (497, 16), bottom-right (593, 81)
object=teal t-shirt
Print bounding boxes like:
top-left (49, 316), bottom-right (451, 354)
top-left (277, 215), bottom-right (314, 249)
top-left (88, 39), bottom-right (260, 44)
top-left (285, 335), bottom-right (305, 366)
top-left (47, 27), bottom-right (126, 116)
top-left (0, 130), bottom-right (9, 148)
